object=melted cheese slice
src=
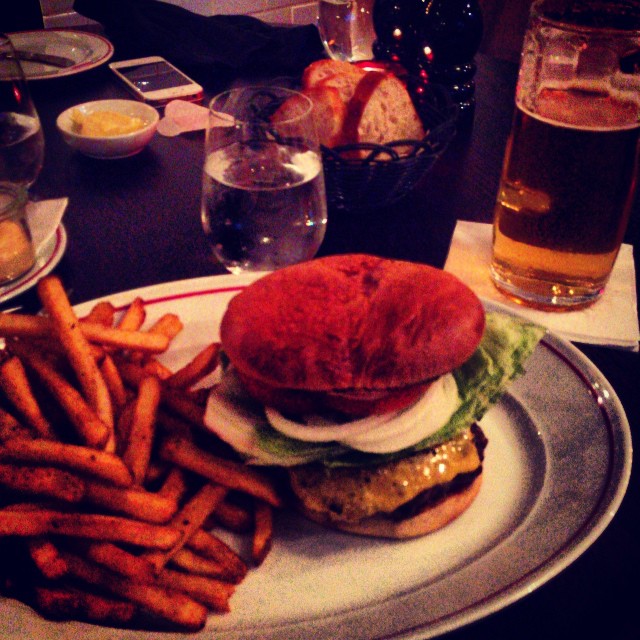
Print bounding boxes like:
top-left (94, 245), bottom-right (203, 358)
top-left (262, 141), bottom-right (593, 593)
top-left (289, 428), bottom-right (482, 521)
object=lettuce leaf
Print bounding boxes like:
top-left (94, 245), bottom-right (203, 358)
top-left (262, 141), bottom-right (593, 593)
top-left (255, 424), bottom-right (349, 464)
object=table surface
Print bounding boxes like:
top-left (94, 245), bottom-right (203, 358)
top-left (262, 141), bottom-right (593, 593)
top-left (8, 50), bottom-right (640, 639)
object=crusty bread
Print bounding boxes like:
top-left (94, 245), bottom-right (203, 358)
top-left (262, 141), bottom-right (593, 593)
top-left (304, 59), bottom-right (367, 106)
top-left (298, 61), bottom-right (425, 153)
top-left (272, 85), bottom-right (346, 148)
top-left (315, 71), bottom-right (365, 104)
top-left (342, 71), bottom-right (425, 157)
top-left (220, 254), bottom-right (485, 393)
top-left (303, 59), bottom-right (366, 90)
top-left (295, 476), bottom-right (483, 539)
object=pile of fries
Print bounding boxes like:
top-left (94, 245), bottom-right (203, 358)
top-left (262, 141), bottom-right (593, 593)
top-left (0, 275), bottom-right (282, 631)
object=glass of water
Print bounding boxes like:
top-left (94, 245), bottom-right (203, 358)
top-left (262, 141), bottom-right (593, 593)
top-left (318, 0), bottom-right (376, 62)
top-left (201, 86), bottom-right (328, 274)
top-left (0, 34), bottom-right (44, 189)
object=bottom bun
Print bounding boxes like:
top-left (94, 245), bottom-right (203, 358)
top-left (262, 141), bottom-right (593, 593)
top-left (296, 475), bottom-right (482, 539)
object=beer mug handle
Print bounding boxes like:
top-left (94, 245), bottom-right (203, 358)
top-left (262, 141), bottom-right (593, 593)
top-left (620, 48), bottom-right (640, 73)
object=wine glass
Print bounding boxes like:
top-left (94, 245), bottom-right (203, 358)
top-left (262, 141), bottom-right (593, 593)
top-left (201, 86), bottom-right (328, 274)
top-left (0, 33), bottom-right (45, 189)
top-left (317, 0), bottom-right (376, 62)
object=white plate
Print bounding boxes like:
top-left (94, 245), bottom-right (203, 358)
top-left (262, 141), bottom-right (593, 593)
top-left (2, 274), bottom-right (632, 639)
top-left (0, 224), bottom-right (67, 304)
top-left (7, 29), bottom-right (114, 80)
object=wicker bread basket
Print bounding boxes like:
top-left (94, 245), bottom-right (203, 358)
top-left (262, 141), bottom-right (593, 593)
top-left (322, 82), bottom-right (457, 210)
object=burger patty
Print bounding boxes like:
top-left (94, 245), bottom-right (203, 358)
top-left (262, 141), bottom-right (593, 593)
top-left (289, 424), bottom-right (488, 524)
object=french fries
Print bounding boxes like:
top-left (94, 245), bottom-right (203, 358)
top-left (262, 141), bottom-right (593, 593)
top-left (0, 507), bottom-right (181, 548)
top-left (83, 480), bottom-right (179, 523)
top-left (80, 300), bottom-right (116, 327)
top-left (0, 438), bottom-right (133, 487)
top-left (146, 313), bottom-right (184, 342)
top-left (0, 276), bottom-right (285, 632)
top-left (0, 463), bottom-right (84, 502)
top-left (122, 375), bottom-right (161, 484)
top-left (0, 355), bottom-right (56, 439)
top-left (34, 585), bottom-right (137, 625)
top-left (61, 551), bottom-right (208, 631)
top-left (27, 538), bottom-right (69, 580)
top-left (159, 435), bottom-right (283, 508)
top-left (169, 547), bottom-right (244, 583)
top-left (9, 339), bottom-right (111, 449)
top-left (252, 500), bottom-right (274, 566)
top-left (36, 276), bottom-right (115, 444)
top-left (116, 296), bottom-right (146, 331)
top-left (187, 528), bottom-right (248, 583)
top-left (0, 406), bottom-right (34, 441)
top-left (117, 359), bottom-right (207, 428)
top-left (166, 342), bottom-right (220, 389)
top-left (82, 539), bottom-right (233, 613)
top-left (210, 496), bottom-right (255, 533)
top-left (100, 354), bottom-right (128, 412)
top-left (142, 482), bottom-right (227, 573)
top-left (0, 313), bottom-right (170, 353)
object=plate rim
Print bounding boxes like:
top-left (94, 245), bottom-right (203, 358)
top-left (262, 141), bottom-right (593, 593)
top-left (0, 223), bottom-right (67, 304)
top-left (4, 273), bottom-right (632, 640)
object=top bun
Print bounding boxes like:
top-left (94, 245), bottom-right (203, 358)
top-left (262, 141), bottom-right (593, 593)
top-left (220, 255), bottom-right (485, 394)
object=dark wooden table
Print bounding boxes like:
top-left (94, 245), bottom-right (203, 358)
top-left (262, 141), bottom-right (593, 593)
top-left (10, 51), bottom-right (640, 639)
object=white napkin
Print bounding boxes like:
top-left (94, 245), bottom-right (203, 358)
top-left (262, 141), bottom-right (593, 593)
top-left (444, 221), bottom-right (640, 351)
top-left (27, 197), bottom-right (68, 253)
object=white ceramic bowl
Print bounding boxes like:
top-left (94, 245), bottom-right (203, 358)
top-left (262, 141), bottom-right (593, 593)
top-left (56, 99), bottom-right (159, 159)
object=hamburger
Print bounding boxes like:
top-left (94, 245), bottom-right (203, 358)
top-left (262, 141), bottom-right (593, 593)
top-left (204, 255), bottom-right (544, 538)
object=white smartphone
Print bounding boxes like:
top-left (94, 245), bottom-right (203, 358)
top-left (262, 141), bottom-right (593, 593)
top-left (108, 56), bottom-right (204, 105)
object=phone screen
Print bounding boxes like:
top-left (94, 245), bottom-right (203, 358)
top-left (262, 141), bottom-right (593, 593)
top-left (118, 62), bottom-right (193, 92)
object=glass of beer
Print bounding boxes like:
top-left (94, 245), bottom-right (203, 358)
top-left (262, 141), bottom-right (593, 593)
top-left (201, 86), bottom-right (327, 274)
top-left (490, 0), bottom-right (640, 309)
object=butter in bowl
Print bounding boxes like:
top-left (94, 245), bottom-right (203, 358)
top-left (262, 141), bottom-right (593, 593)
top-left (56, 99), bottom-right (159, 159)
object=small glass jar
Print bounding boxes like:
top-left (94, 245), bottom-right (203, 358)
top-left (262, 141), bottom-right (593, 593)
top-left (0, 183), bottom-right (34, 284)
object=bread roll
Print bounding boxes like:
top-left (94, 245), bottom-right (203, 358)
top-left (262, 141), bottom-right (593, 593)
top-left (342, 71), bottom-right (425, 157)
top-left (272, 85), bottom-right (346, 148)
top-left (299, 61), bottom-right (426, 154)
top-left (302, 59), bottom-right (366, 90)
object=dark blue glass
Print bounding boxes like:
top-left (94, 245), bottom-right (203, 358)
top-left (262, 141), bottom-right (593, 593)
top-left (373, 0), bottom-right (483, 125)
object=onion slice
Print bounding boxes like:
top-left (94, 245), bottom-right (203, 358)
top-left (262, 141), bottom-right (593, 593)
top-left (265, 405), bottom-right (402, 443)
top-left (343, 374), bottom-right (460, 452)
top-left (265, 374), bottom-right (460, 453)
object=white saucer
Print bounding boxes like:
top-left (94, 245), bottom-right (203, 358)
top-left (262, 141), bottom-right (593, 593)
top-left (7, 30), bottom-right (114, 81)
top-left (0, 224), bottom-right (67, 304)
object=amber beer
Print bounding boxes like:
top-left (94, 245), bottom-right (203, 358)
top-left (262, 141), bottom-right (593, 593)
top-left (491, 84), bottom-right (640, 308)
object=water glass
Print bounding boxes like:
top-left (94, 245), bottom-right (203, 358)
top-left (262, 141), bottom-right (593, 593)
top-left (318, 0), bottom-right (376, 62)
top-left (201, 86), bottom-right (328, 274)
top-left (490, 0), bottom-right (640, 310)
top-left (0, 33), bottom-right (44, 188)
